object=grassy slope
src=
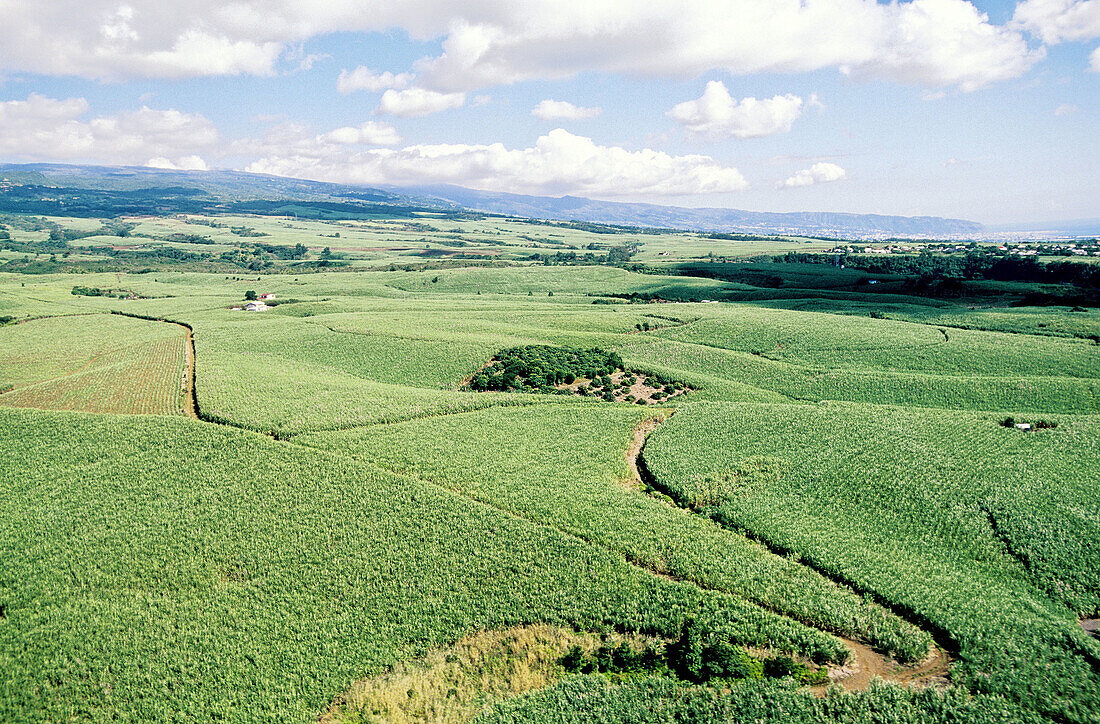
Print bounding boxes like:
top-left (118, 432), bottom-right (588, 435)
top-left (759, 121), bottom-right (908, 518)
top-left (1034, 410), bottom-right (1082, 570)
top-left (296, 404), bottom-right (930, 660)
top-left (0, 314), bottom-right (187, 415)
top-left (1, 265), bottom-right (1098, 722)
top-left (643, 401), bottom-right (1100, 723)
top-left (477, 676), bottom-right (1042, 724)
top-left (0, 408), bottom-right (843, 723)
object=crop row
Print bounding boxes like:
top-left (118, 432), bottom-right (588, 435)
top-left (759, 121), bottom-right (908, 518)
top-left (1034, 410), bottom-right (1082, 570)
top-left (296, 403), bottom-right (930, 662)
top-left (643, 400), bottom-right (1100, 723)
top-left (0, 407), bottom-right (847, 722)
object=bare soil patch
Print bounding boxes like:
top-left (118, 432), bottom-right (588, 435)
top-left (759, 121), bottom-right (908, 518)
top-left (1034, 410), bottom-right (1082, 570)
top-left (811, 638), bottom-right (950, 695)
top-left (624, 413), bottom-right (672, 490)
top-left (556, 370), bottom-right (690, 405)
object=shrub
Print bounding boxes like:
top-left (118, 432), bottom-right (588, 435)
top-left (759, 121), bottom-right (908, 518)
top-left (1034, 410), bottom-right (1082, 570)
top-left (560, 645), bottom-right (585, 672)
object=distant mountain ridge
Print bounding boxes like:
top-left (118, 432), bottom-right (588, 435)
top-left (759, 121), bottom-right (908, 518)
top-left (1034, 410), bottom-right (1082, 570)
top-left (0, 163), bottom-right (983, 238)
top-left (400, 185), bottom-right (985, 239)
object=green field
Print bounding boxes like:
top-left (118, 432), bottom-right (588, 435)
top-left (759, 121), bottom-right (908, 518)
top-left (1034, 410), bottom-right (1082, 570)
top-left (0, 313), bottom-right (189, 415)
top-left (1, 211), bottom-right (1098, 723)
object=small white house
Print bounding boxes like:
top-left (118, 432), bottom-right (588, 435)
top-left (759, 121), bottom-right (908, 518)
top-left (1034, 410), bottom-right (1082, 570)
top-left (245, 301), bottom-right (269, 312)
top-left (1015, 422), bottom-right (1032, 431)
top-left (258, 293), bottom-right (276, 300)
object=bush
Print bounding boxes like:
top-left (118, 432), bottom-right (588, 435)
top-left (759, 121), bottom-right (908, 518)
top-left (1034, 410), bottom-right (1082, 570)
top-left (560, 645), bottom-right (585, 672)
top-left (467, 345), bottom-right (625, 395)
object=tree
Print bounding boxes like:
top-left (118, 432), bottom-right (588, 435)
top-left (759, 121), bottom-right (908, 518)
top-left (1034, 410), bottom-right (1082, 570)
top-left (244, 290), bottom-right (257, 301)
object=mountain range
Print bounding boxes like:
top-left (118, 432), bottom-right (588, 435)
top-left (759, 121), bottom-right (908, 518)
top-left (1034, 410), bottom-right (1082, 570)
top-left (0, 163), bottom-right (985, 239)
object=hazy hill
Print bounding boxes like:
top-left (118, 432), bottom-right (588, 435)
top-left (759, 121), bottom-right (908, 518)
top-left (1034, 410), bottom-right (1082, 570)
top-left (0, 163), bottom-right (984, 238)
top-left (402, 185), bottom-right (985, 239)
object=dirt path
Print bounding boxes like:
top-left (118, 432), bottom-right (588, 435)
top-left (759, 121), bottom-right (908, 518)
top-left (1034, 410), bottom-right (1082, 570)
top-left (624, 412), bottom-right (672, 490)
top-left (814, 637), bottom-right (950, 694)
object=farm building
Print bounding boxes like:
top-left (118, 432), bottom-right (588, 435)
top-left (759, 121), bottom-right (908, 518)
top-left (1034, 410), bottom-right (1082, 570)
top-left (258, 293), bottom-right (276, 300)
top-left (245, 301), bottom-right (269, 312)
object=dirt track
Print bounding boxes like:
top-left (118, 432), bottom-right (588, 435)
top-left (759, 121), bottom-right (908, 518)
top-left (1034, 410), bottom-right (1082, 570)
top-left (816, 637), bottom-right (951, 693)
top-left (624, 413), bottom-right (671, 490)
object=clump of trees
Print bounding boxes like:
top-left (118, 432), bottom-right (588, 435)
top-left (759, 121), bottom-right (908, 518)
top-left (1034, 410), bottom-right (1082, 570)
top-left (1000, 416), bottom-right (1058, 430)
top-left (560, 621), bottom-right (826, 686)
top-left (71, 286), bottom-right (141, 299)
top-left (468, 345), bottom-right (623, 392)
top-left (777, 250), bottom-right (1100, 289)
top-left (467, 345), bottom-right (691, 403)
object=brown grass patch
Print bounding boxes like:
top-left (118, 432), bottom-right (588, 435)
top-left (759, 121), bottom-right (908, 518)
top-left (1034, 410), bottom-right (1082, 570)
top-left (317, 626), bottom-right (649, 724)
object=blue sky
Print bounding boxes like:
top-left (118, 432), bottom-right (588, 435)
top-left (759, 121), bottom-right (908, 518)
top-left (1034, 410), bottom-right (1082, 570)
top-left (0, 0), bottom-right (1096, 224)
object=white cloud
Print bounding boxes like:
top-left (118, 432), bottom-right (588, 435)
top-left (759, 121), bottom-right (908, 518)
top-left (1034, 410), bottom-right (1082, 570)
top-left (0, 94), bottom-right (219, 166)
top-left (245, 128), bottom-right (749, 198)
top-left (532, 99), bottom-right (602, 121)
top-left (292, 53), bottom-right (329, 73)
top-left (318, 122), bottom-right (402, 146)
top-left (844, 0), bottom-right (1043, 92)
top-left (0, 2), bottom-right (1041, 90)
top-left (146, 155), bottom-right (208, 171)
top-left (142, 31), bottom-right (283, 79)
top-left (229, 120), bottom-right (402, 164)
top-left (942, 157), bottom-right (963, 166)
top-left (413, 0), bottom-right (1040, 93)
top-left (778, 162), bottom-right (847, 189)
top-left (1012, 0), bottom-right (1100, 43)
top-left (375, 88), bottom-right (466, 117)
top-left (337, 67), bottom-right (414, 93)
top-left (667, 82), bottom-right (804, 140)
top-left (1054, 103), bottom-right (1079, 115)
top-left (1091, 45), bottom-right (1100, 70)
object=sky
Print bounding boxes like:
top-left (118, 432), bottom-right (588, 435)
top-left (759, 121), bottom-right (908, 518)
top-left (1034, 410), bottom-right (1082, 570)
top-left (0, 1), bottom-right (1096, 225)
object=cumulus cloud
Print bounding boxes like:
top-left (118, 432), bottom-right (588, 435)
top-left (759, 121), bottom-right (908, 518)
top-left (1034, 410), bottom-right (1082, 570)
top-left (778, 162), bottom-right (847, 189)
top-left (245, 128), bottom-right (749, 198)
top-left (413, 0), bottom-right (1040, 93)
top-left (229, 120), bottom-right (402, 163)
top-left (844, 0), bottom-right (1043, 92)
top-left (667, 82), bottom-right (804, 140)
top-left (1054, 103), bottom-right (1079, 115)
top-left (375, 88), bottom-right (466, 117)
top-left (0, 94), bottom-right (219, 168)
top-left (1092, 45), bottom-right (1100, 70)
top-left (532, 99), bottom-right (602, 121)
top-left (0, 1), bottom-right (1041, 90)
top-left (146, 155), bottom-right (208, 171)
top-left (1012, 0), bottom-right (1100, 43)
top-left (337, 67), bottom-right (414, 93)
top-left (318, 122), bottom-right (402, 146)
